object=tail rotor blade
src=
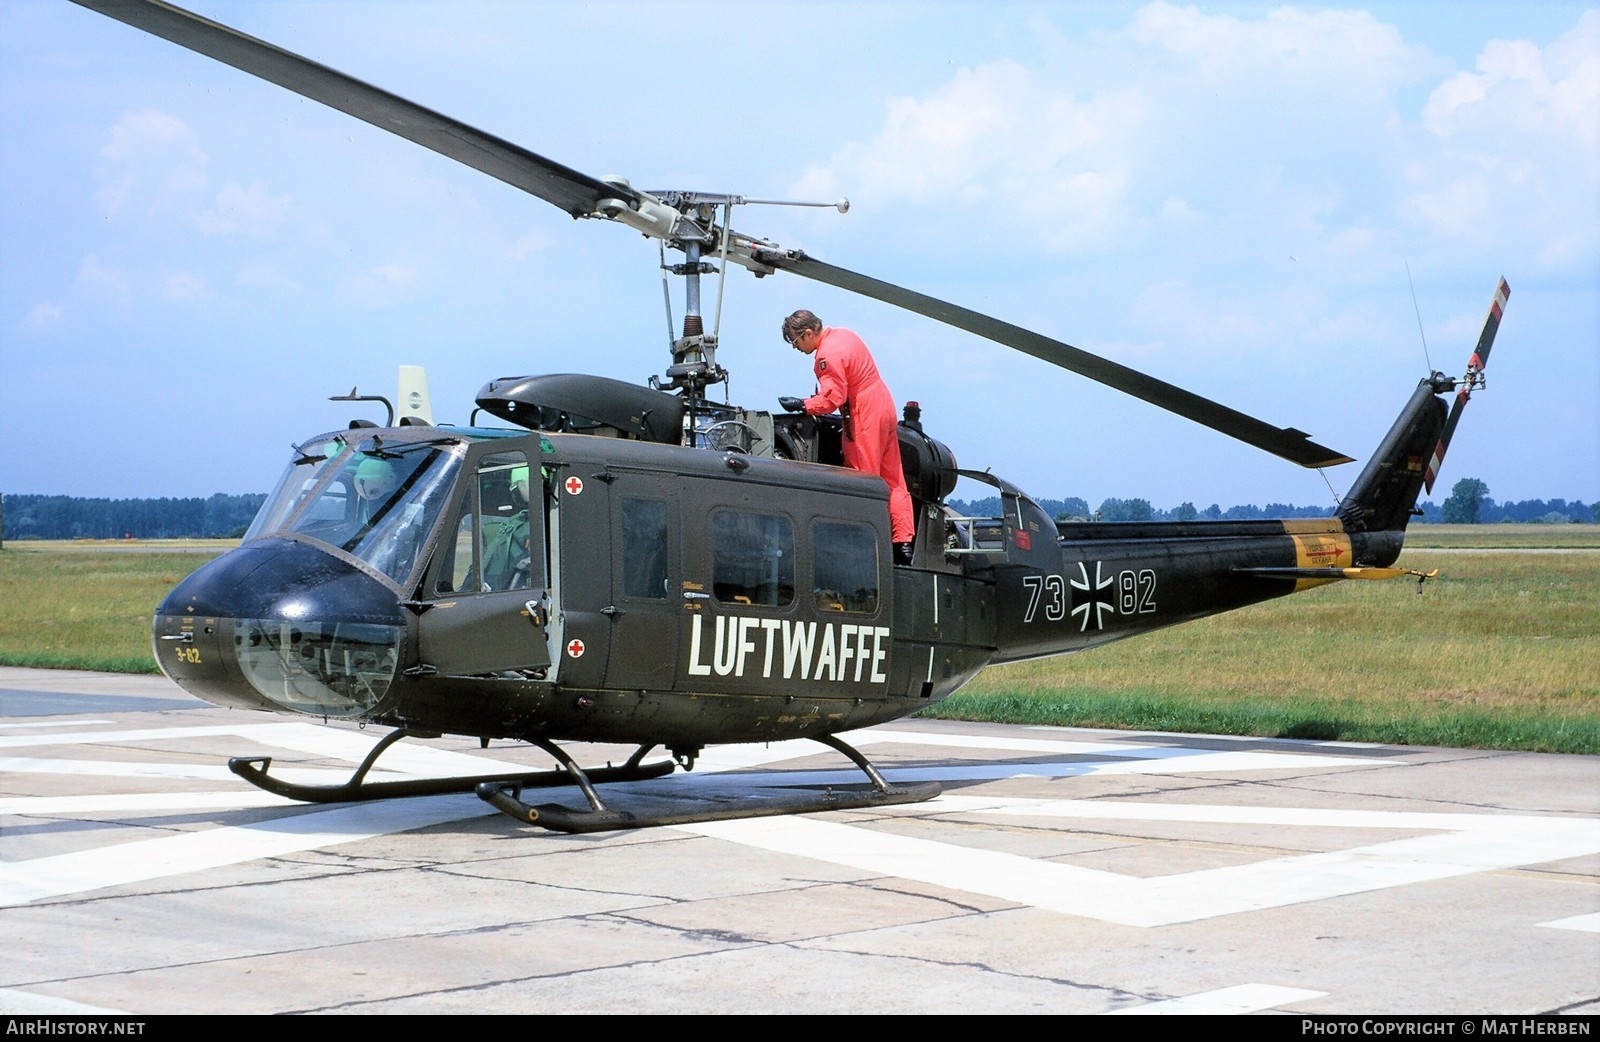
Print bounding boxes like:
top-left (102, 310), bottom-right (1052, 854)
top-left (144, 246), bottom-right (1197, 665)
top-left (1424, 277), bottom-right (1510, 494)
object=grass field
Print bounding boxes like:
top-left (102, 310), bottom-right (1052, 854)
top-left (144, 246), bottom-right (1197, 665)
top-left (0, 540), bottom-right (230, 673)
top-left (929, 545), bottom-right (1599, 753)
top-left (2, 526), bottom-right (1596, 753)
top-left (1396, 523), bottom-right (1600, 549)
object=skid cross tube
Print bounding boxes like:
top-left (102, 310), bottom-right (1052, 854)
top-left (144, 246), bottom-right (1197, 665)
top-left (228, 729), bottom-right (674, 804)
top-left (476, 731), bottom-right (941, 833)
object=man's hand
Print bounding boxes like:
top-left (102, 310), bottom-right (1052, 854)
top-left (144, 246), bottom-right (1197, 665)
top-left (778, 396), bottom-right (806, 413)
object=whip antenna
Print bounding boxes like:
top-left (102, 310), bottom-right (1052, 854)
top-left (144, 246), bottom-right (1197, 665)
top-left (1405, 260), bottom-right (1432, 372)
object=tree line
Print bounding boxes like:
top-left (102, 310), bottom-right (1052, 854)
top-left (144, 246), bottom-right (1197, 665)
top-left (950, 478), bottom-right (1594, 525)
top-left (0, 476), bottom-right (1589, 542)
top-left (0, 493), bottom-right (266, 540)
top-left (1434, 477), bottom-right (1593, 524)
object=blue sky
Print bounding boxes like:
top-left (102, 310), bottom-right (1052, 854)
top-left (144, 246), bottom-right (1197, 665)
top-left (2, 1), bottom-right (1595, 511)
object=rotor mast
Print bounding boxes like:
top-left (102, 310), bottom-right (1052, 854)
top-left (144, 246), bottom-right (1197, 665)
top-left (594, 182), bottom-right (725, 396)
top-left (657, 192), bottom-right (725, 396)
top-left (592, 183), bottom-right (850, 398)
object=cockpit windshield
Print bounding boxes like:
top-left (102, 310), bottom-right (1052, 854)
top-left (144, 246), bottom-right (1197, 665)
top-left (245, 435), bottom-right (348, 542)
top-left (247, 437), bottom-right (462, 585)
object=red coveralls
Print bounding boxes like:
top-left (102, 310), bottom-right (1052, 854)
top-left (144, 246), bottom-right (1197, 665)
top-left (801, 327), bottom-right (916, 544)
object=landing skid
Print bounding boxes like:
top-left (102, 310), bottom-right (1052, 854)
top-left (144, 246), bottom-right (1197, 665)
top-left (227, 727), bottom-right (674, 804)
top-left (476, 732), bottom-right (942, 834)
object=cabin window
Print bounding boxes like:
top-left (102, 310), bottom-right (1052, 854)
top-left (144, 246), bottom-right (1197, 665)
top-left (621, 498), bottom-right (668, 599)
top-left (478, 451), bottom-right (539, 592)
top-left (436, 488), bottom-right (476, 596)
top-left (433, 450), bottom-right (540, 594)
top-left (812, 520), bottom-right (879, 613)
top-left (711, 510), bottom-right (794, 607)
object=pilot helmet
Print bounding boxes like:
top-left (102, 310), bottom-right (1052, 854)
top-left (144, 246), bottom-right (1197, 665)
top-left (353, 457), bottom-right (396, 501)
top-left (510, 464), bottom-right (530, 505)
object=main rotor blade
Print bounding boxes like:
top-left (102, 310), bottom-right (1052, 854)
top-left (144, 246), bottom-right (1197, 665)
top-left (758, 250), bottom-right (1354, 469)
top-left (70, 0), bottom-right (634, 218)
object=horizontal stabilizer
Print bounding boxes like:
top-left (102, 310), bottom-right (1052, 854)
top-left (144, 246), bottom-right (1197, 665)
top-left (1234, 566), bottom-right (1438, 582)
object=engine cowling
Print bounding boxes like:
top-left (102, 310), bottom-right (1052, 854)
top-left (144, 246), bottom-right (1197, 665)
top-left (898, 422), bottom-right (958, 503)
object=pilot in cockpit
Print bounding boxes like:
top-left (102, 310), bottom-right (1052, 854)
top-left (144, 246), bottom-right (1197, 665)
top-left (352, 458), bottom-right (397, 524)
top-left (482, 464), bottom-right (532, 591)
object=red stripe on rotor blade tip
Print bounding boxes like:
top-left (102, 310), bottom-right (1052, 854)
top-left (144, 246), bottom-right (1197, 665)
top-left (1424, 445), bottom-right (1446, 491)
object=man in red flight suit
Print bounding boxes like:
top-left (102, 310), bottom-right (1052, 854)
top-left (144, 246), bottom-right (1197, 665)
top-left (778, 309), bottom-right (917, 565)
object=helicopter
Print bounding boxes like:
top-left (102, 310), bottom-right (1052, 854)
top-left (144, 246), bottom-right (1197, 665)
top-left (75, 0), bottom-right (1509, 833)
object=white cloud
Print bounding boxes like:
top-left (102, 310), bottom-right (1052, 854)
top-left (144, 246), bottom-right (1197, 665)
top-left (95, 110), bottom-right (299, 244)
top-left (94, 108), bottom-right (209, 221)
top-left (1157, 196), bottom-right (1201, 225)
top-left (1133, 279), bottom-right (1270, 351)
top-left (507, 228), bottom-right (552, 261)
top-left (793, 60), bottom-right (1144, 254)
top-left (160, 271), bottom-right (211, 303)
top-left (1410, 9), bottom-right (1600, 268)
top-left (793, 2), bottom-right (1443, 266)
top-left (235, 261), bottom-right (303, 296)
top-left (23, 301), bottom-right (63, 332)
top-left (74, 254), bottom-right (129, 299)
top-left (1129, 2), bottom-right (1423, 98)
top-left (196, 180), bottom-right (293, 239)
top-left (337, 263), bottom-right (420, 308)
top-left (97, 108), bottom-right (198, 163)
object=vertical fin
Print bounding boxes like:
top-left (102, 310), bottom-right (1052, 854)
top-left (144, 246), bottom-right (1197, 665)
top-left (1336, 378), bottom-right (1449, 533)
top-left (398, 365), bottom-right (434, 426)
